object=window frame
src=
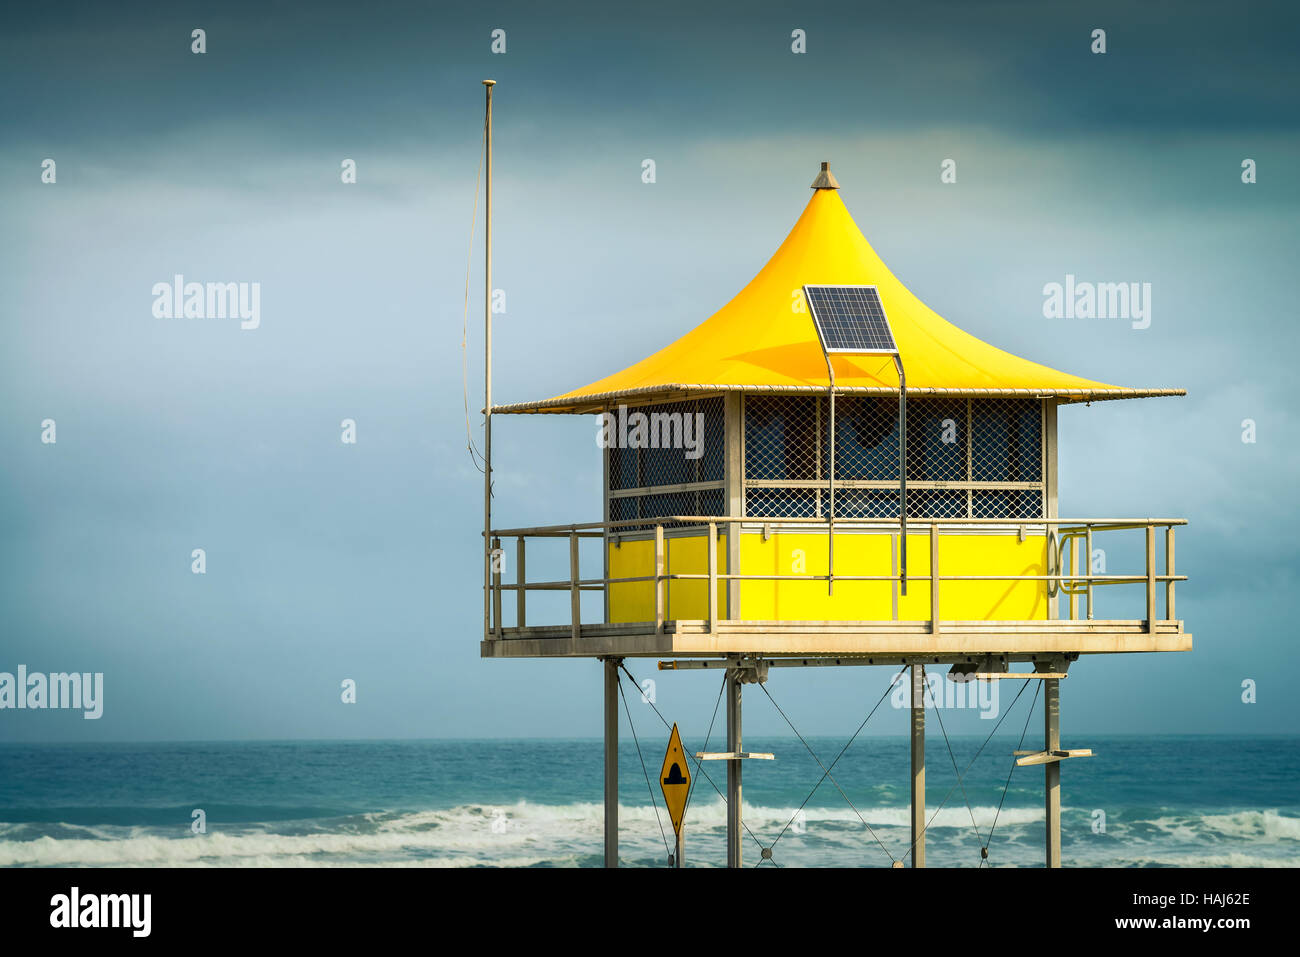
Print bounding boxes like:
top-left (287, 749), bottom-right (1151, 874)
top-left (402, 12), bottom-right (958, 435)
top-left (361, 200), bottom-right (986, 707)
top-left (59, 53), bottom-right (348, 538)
top-left (741, 395), bottom-right (1047, 521)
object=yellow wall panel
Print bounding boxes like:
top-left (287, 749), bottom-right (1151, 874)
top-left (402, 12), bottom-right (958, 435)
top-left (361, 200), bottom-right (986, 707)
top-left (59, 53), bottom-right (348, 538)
top-left (938, 533), bottom-right (1047, 621)
top-left (739, 531), bottom-right (895, 620)
top-left (607, 538), bottom-right (654, 623)
top-left (610, 530), bottom-right (1046, 623)
top-left (608, 533), bottom-right (727, 623)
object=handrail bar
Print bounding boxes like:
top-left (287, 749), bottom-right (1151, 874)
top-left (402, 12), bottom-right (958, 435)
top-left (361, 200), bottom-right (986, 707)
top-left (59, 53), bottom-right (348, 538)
top-left (484, 516), bottom-right (1186, 637)
top-left (495, 573), bottom-right (1187, 588)
top-left (488, 516), bottom-right (1187, 537)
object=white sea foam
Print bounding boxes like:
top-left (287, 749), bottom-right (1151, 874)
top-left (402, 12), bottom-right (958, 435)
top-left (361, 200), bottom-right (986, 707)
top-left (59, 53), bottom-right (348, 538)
top-left (1197, 809), bottom-right (1300, 841)
top-left (0, 801), bottom-right (1292, 867)
top-left (1102, 850), bottom-right (1300, 868)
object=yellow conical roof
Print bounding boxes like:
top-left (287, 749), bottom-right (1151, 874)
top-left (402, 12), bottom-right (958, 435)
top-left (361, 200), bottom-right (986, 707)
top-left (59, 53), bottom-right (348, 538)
top-left (497, 176), bottom-right (1182, 414)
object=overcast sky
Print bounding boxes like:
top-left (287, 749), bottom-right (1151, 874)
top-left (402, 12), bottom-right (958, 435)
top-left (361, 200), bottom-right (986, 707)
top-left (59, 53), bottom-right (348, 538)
top-left (2, 0), bottom-right (1297, 742)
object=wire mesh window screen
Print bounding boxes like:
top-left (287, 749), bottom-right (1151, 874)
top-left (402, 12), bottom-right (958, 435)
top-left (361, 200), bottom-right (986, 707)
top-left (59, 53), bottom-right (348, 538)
top-left (607, 397), bottom-right (725, 527)
top-left (831, 488), bottom-right (902, 519)
top-left (971, 489), bottom-right (1042, 520)
top-left (905, 397), bottom-right (966, 482)
top-left (611, 489), bottom-right (726, 530)
top-left (745, 396), bottom-right (820, 481)
top-left (824, 396), bottom-right (900, 481)
top-left (905, 487), bottom-right (969, 518)
top-left (744, 396), bottom-right (1044, 519)
top-left (971, 398), bottom-right (1042, 484)
top-left (746, 486), bottom-right (821, 519)
top-left (607, 397), bottom-right (725, 492)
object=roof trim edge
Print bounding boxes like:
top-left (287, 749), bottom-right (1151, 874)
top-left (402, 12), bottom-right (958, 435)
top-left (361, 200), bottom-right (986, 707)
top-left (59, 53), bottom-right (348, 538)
top-left (492, 384), bottom-right (1187, 415)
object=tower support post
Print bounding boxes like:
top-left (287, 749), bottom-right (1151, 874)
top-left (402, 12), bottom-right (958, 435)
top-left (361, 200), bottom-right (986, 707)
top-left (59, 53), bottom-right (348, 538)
top-left (481, 79), bottom-right (495, 643)
top-left (726, 662), bottom-right (743, 868)
top-left (604, 657), bottom-right (621, 868)
top-left (910, 663), bottom-right (926, 867)
top-left (1044, 675), bottom-right (1061, 867)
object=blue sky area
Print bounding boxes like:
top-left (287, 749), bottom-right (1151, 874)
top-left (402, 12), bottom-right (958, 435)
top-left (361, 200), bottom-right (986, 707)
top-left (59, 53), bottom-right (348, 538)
top-left (1, 0), bottom-right (1297, 741)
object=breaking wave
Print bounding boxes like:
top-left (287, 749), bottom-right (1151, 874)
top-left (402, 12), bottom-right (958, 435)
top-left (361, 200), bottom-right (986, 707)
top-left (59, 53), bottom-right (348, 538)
top-left (2, 801), bottom-right (1295, 868)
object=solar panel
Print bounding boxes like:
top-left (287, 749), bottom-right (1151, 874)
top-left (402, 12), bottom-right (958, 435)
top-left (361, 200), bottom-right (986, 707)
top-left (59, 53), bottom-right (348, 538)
top-left (803, 285), bottom-right (897, 354)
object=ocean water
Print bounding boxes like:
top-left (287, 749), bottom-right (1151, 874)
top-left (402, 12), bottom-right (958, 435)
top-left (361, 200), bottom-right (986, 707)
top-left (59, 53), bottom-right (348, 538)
top-left (0, 736), bottom-right (1296, 868)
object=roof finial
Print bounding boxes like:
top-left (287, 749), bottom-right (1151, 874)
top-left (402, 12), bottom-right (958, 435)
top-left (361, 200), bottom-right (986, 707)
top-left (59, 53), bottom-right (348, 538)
top-left (810, 161), bottom-right (840, 190)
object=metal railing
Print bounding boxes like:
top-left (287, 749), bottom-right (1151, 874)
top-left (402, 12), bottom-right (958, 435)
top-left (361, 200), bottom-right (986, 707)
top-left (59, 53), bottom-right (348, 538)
top-left (485, 516), bottom-right (1186, 640)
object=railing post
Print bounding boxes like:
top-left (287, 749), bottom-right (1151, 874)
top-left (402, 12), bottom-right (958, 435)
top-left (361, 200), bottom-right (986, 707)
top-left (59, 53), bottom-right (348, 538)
top-left (516, 537), bottom-right (526, 629)
top-left (708, 521), bottom-right (718, 632)
top-left (570, 530), bottom-right (581, 643)
top-left (1067, 535), bottom-right (1078, 621)
top-left (1084, 526), bottom-right (1094, 620)
top-left (654, 524), bottom-right (665, 634)
top-left (1046, 521), bottom-right (1057, 621)
top-left (1146, 524), bottom-right (1156, 634)
top-left (1165, 525), bottom-right (1176, 621)
top-left (929, 523), bottom-right (940, 636)
top-left (491, 536), bottom-right (503, 639)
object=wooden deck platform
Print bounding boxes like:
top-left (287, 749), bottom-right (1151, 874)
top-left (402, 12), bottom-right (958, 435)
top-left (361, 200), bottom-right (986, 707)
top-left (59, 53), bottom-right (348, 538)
top-left (480, 618), bottom-right (1191, 661)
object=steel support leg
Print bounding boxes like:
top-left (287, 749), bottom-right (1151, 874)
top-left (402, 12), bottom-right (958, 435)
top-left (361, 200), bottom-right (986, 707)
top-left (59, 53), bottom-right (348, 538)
top-left (1044, 676), bottom-right (1061, 868)
top-left (604, 657), bottom-right (620, 868)
top-left (726, 664), bottom-right (743, 868)
top-left (911, 663), bottom-right (926, 868)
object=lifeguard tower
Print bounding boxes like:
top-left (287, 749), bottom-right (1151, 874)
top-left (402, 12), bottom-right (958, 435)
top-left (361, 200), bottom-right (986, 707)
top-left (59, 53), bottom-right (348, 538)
top-left (479, 147), bottom-right (1190, 867)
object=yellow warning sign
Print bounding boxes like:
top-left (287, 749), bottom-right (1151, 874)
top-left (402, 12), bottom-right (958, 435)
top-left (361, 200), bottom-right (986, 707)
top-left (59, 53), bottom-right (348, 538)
top-left (660, 723), bottom-right (692, 836)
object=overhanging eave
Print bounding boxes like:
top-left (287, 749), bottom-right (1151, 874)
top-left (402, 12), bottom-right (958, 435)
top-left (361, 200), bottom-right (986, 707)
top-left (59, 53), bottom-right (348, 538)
top-left (491, 384), bottom-right (1188, 415)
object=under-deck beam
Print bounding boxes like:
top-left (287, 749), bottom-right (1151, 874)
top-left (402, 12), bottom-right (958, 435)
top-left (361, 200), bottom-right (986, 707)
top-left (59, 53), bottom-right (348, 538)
top-left (482, 618), bottom-right (1190, 661)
